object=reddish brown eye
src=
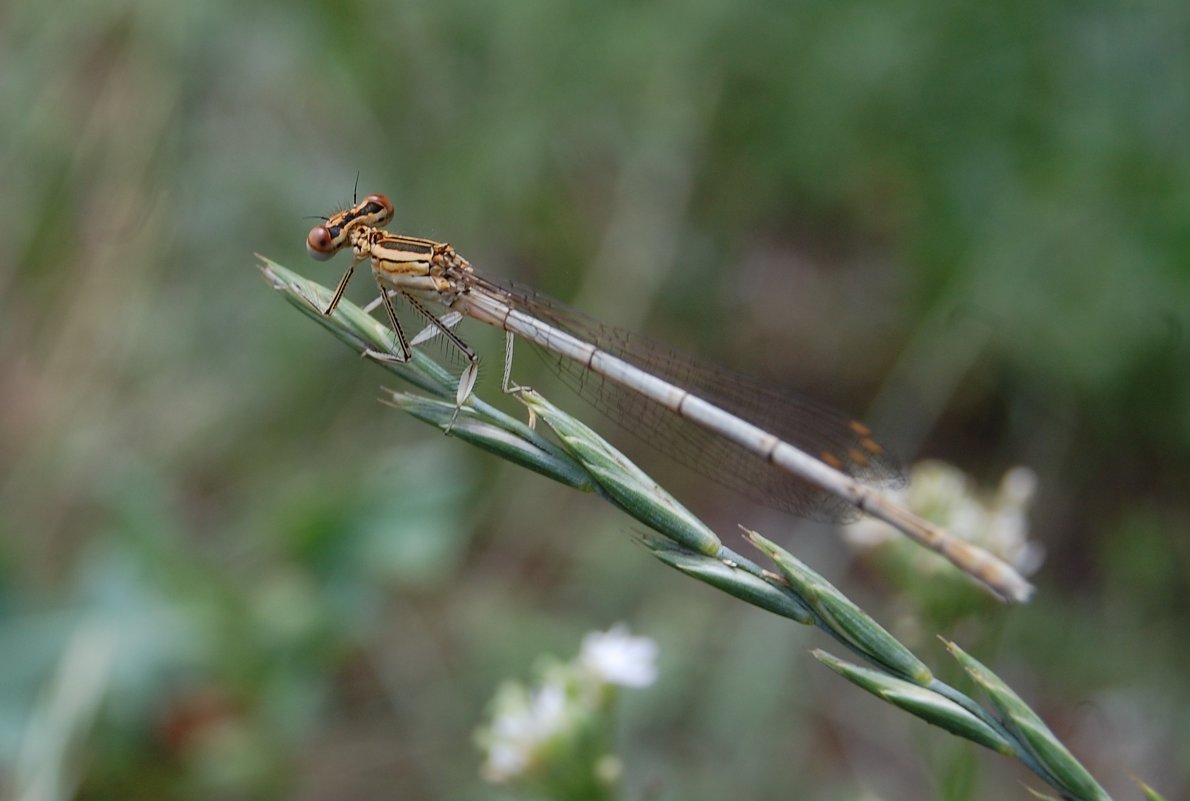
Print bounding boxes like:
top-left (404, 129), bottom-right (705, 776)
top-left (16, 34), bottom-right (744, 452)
top-left (306, 225), bottom-right (337, 260)
top-left (362, 193), bottom-right (394, 225)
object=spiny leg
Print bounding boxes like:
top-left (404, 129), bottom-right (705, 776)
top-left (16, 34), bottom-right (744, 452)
top-left (401, 292), bottom-right (479, 429)
top-left (501, 331), bottom-right (525, 393)
top-left (500, 331), bottom-right (536, 429)
top-left (362, 277), bottom-right (413, 363)
top-left (409, 310), bottom-right (463, 348)
top-left (362, 290), bottom-right (464, 340)
top-left (324, 257), bottom-right (362, 316)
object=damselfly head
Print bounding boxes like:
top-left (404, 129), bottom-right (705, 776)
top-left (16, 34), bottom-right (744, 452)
top-left (306, 193), bottom-right (395, 261)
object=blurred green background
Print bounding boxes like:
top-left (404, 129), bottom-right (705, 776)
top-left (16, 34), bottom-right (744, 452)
top-left (2, 0), bottom-right (1187, 798)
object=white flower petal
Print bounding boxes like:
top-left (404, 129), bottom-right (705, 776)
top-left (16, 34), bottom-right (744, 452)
top-left (579, 624), bottom-right (658, 688)
top-left (480, 679), bottom-right (571, 782)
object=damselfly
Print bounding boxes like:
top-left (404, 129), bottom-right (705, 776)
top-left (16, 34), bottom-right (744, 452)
top-left (304, 193), bottom-right (1034, 603)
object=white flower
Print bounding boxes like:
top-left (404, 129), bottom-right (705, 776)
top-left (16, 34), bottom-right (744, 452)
top-left (480, 680), bottom-right (568, 782)
top-left (478, 626), bottom-right (661, 789)
top-left (985, 466), bottom-right (1045, 575)
top-left (578, 624), bottom-right (658, 688)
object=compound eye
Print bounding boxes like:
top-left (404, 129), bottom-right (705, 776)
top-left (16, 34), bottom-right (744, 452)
top-left (362, 193), bottom-right (394, 225)
top-left (306, 225), bottom-right (337, 260)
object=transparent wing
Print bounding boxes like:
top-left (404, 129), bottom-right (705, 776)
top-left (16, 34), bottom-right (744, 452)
top-left (469, 273), bottom-right (905, 522)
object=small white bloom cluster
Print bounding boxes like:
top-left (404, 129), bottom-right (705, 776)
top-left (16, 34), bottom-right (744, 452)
top-left (480, 681), bottom-right (568, 782)
top-left (478, 624), bottom-right (658, 785)
top-left (578, 623), bottom-right (659, 688)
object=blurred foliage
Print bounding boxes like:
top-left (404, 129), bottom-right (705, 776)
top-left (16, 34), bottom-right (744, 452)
top-left (0, 0), bottom-right (1187, 798)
